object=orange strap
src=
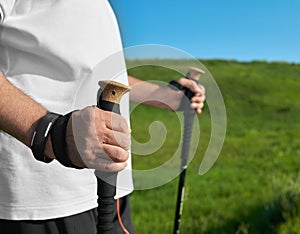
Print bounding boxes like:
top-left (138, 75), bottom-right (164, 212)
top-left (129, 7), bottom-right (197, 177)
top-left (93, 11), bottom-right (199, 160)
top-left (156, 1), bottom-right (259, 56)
top-left (117, 198), bottom-right (130, 234)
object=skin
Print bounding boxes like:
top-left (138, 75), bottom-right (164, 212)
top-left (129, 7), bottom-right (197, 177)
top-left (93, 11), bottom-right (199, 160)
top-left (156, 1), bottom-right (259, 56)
top-left (128, 76), bottom-right (205, 114)
top-left (0, 70), bottom-right (205, 172)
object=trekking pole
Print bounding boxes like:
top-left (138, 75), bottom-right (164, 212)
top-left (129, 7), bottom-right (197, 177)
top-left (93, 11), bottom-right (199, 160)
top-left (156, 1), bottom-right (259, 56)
top-left (172, 68), bottom-right (205, 234)
top-left (96, 80), bottom-right (130, 234)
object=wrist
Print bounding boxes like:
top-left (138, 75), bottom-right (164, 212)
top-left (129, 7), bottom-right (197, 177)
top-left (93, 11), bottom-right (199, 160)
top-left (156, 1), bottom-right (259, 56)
top-left (45, 136), bottom-right (56, 159)
top-left (50, 112), bottom-right (84, 169)
top-left (26, 110), bottom-right (48, 147)
top-left (65, 115), bottom-right (86, 168)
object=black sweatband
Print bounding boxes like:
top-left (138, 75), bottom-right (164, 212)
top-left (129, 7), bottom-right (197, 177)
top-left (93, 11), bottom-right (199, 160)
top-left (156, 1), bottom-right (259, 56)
top-left (51, 112), bottom-right (82, 169)
top-left (31, 112), bottom-right (61, 163)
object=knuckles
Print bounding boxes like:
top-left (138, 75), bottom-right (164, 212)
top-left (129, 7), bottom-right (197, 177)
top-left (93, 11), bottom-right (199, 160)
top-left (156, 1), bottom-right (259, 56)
top-left (69, 106), bottom-right (130, 172)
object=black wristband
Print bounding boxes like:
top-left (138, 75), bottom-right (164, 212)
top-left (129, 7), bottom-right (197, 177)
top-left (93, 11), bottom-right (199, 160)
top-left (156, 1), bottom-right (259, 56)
top-left (51, 112), bottom-right (82, 169)
top-left (31, 112), bottom-right (61, 163)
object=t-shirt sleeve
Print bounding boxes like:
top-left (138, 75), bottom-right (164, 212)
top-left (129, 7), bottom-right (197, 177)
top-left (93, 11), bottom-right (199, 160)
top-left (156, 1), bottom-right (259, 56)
top-left (0, 0), bottom-right (16, 23)
top-left (0, 4), bottom-right (4, 23)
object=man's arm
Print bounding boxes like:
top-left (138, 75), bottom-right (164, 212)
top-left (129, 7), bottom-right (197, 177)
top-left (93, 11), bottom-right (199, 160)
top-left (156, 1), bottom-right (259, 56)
top-left (0, 70), bottom-right (130, 171)
top-left (128, 75), bottom-right (205, 114)
top-left (0, 70), bottom-right (47, 147)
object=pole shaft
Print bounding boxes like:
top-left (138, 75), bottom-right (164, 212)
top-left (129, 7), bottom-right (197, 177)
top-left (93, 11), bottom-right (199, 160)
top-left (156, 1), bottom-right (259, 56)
top-left (96, 101), bottom-right (119, 234)
top-left (173, 67), bottom-right (204, 234)
top-left (96, 81), bottom-right (130, 234)
top-left (173, 107), bottom-right (195, 234)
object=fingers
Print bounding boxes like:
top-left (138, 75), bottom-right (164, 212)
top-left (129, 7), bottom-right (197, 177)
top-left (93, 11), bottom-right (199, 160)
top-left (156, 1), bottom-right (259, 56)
top-left (191, 92), bottom-right (206, 114)
top-left (89, 144), bottom-right (129, 172)
top-left (177, 78), bottom-right (205, 94)
top-left (191, 95), bottom-right (206, 105)
top-left (94, 159), bottom-right (128, 172)
top-left (191, 102), bottom-right (204, 114)
top-left (66, 106), bottom-right (131, 172)
top-left (96, 108), bottom-right (130, 133)
top-left (95, 108), bottom-right (131, 150)
top-left (102, 130), bottom-right (131, 151)
top-left (94, 108), bottom-right (130, 167)
top-left (177, 78), bottom-right (206, 114)
top-left (102, 144), bottom-right (129, 163)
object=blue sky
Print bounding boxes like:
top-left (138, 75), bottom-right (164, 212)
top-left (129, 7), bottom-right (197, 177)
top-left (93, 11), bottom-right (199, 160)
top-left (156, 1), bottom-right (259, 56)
top-left (109, 0), bottom-right (300, 63)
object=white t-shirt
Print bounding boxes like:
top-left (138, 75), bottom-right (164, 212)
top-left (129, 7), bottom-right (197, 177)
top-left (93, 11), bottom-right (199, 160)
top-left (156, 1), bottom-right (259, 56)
top-left (0, 0), bottom-right (133, 220)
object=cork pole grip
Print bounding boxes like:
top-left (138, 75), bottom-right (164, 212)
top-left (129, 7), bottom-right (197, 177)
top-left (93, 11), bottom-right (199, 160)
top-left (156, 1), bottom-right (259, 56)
top-left (98, 81), bottom-right (130, 104)
top-left (186, 67), bottom-right (205, 81)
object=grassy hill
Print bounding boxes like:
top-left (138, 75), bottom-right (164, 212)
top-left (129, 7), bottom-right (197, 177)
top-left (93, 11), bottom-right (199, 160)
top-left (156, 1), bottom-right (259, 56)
top-left (127, 59), bottom-right (300, 234)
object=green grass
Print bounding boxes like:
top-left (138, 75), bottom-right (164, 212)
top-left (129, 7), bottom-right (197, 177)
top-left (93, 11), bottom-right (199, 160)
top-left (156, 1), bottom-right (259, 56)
top-left (127, 59), bottom-right (300, 234)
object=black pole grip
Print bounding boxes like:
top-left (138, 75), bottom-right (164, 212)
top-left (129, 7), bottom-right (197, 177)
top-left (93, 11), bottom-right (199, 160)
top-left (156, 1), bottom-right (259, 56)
top-left (96, 80), bottom-right (130, 234)
top-left (96, 99), bottom-right (119, 234)
top-left (173, 68), bottom-right (204, 234)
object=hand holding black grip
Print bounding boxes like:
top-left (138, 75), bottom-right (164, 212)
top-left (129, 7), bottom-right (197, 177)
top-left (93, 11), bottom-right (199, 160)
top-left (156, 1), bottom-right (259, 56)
top-left (169, 67), bottom-right (205, 112)
top-left (96, 80), bottom-right (130, 234)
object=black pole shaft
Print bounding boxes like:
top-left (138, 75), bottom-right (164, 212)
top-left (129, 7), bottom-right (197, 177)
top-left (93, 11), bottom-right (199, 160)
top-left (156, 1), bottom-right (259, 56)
top-left (173, 71), bottom-right (200, 234)
top-left (173, 108), bottom-right (195, 234)
top-left (173, 168), bottom-right (187, 234)
top-left (96, 100), bottom-right (120, 234)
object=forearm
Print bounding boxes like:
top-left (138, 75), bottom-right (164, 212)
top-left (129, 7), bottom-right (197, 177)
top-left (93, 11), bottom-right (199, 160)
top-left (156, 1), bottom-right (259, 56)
top-left (128, 75), bottom-right (182, 110)
top-left (0, 71), bottom-right (48, 147)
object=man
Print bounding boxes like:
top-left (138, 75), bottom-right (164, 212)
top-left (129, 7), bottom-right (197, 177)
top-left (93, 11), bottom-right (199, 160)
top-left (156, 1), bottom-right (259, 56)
top-left (0, 0), bottom-right (205, 233)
